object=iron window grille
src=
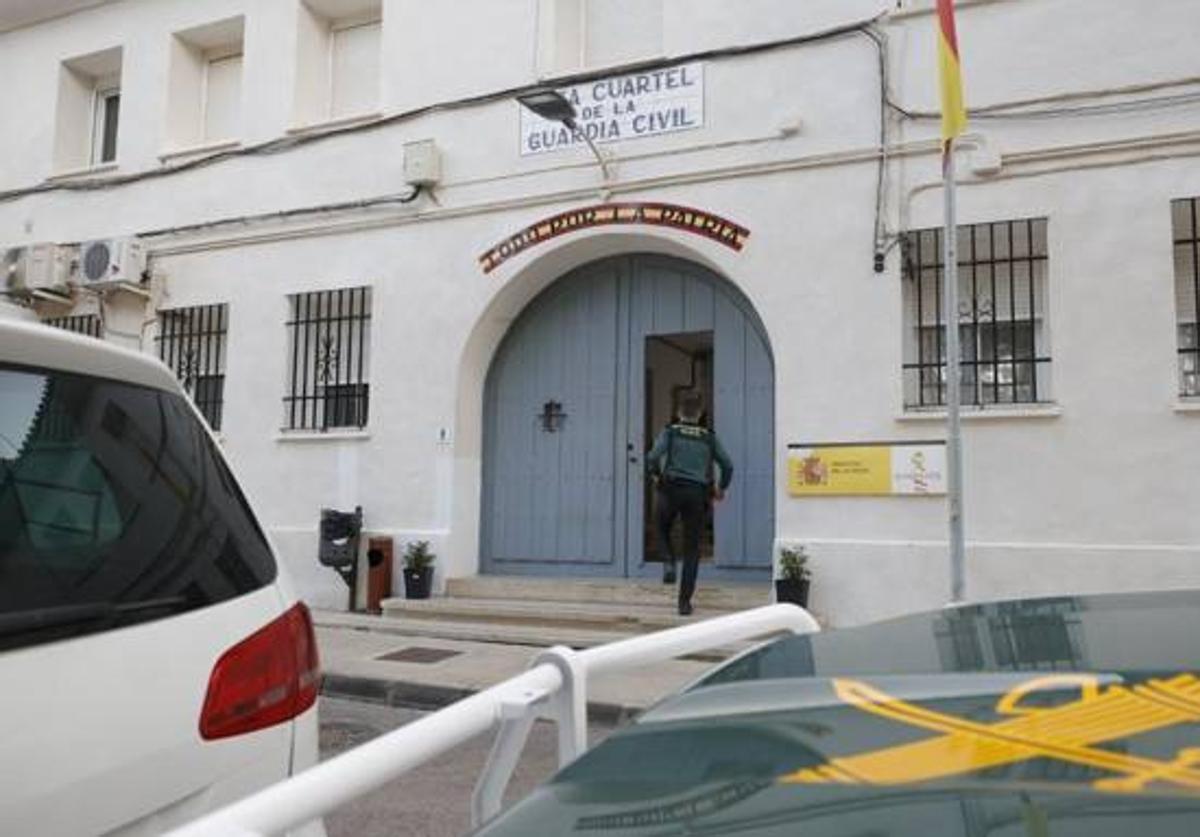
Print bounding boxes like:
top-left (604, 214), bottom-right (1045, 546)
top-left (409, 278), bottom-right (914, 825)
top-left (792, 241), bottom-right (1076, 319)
top-left (902, 218), bottom-right (1052, 409)
top-left (284, 287), bottom-right (371, 431)
top-left (44, 314), bottom-right (102, 339)
top-left (1173, 197), bottom-right (1200, 398)
top-left (157, 304), bottom-right (228, 431)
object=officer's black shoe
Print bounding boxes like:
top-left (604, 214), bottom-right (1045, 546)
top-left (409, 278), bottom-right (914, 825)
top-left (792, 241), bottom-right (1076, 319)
top-left (678, 600), bottom-right (693, 616)
top-left (662, 561), bottom-right (677, 585)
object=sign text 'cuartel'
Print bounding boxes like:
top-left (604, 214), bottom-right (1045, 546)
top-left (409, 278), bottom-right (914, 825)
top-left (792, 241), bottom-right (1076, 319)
top-left (520, 63), bottom-right (704, 156)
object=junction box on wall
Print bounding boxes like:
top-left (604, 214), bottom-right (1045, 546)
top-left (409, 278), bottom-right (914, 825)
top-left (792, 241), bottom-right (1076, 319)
top-left (404, 139), bottom-right (442, 187)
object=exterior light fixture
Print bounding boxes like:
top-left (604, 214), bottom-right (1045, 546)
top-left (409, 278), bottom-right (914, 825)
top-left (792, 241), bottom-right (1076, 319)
top-left (517, 88), bottom-right (610, 180)
top-left (516, 89), bottom-right (579, 127)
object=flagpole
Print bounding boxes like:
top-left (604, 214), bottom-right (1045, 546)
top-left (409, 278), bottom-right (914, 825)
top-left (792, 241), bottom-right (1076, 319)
top-left (943, 139), bottom-right (966, 603)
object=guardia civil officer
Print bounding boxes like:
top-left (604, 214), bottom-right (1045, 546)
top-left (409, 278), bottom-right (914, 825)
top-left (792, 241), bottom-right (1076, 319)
top-left (646, 390), bottom-right (733, 616)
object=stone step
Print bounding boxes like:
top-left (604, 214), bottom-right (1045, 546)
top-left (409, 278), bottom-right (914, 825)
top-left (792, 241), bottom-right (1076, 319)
top-left (442, 576), bottom-right (771, 610)
top-left (380, 595), bottom-right (728, 632)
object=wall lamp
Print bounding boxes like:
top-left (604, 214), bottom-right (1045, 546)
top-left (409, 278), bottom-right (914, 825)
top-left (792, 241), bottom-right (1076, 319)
top-left (517, 88), bottom-right (611, 180)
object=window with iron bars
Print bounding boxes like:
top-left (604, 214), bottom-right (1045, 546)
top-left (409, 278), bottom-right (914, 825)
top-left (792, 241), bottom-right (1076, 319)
top-left (1173, 197), bottom-right (1200, 398)
top-left (44, 314), bottom-right (102, 339)
top-left (157, 304), bottom-right (228, 431)
top-left (284, 287), bottom-right (371, 431)
top-left (902, 218), bottom-right (1051, 409)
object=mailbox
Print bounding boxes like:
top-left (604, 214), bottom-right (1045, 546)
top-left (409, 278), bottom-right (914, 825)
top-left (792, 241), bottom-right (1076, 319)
top-left (319, 506), bottom-right (362, 610)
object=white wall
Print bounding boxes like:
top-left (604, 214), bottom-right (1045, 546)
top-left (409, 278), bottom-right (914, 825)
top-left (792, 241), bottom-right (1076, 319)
top-left (1, 0), bottom-right (1199, 623)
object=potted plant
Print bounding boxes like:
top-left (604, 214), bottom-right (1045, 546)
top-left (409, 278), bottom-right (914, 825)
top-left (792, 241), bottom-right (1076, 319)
top-left (775, 545), bottom-right (811, 608)
top-left (402, 540), bottom-right (436, 599)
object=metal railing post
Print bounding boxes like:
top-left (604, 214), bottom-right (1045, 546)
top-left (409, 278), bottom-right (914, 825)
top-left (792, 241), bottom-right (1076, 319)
top-left (470, 686), bottom-right (550, 828)
top-left (534, 645), bottom-right (589, 765)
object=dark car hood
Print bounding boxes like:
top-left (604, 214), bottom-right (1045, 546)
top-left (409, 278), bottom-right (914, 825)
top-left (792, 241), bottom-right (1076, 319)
top-left (477, 590), bottom-right (1200, 836)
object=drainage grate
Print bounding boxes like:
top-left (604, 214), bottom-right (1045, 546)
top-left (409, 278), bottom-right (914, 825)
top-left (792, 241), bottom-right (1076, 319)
top-left (376, 646), bottom-right (462, 664)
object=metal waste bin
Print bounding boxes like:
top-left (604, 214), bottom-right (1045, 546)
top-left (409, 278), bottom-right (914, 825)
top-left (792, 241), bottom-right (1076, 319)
top-left (365, 536), bottom-right (394, 614)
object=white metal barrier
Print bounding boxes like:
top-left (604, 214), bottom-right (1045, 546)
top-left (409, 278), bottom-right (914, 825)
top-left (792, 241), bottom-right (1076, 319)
top-left (166, 603), bottom-right (820, 837)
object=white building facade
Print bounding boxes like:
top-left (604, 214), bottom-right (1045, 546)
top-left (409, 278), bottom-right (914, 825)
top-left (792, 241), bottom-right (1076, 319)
top-left (2, 0), bottom-right (1198, 626)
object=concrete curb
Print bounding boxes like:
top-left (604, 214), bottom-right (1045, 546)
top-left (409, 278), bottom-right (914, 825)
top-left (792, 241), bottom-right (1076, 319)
top-left (320, 673), bottom-right (641, 725)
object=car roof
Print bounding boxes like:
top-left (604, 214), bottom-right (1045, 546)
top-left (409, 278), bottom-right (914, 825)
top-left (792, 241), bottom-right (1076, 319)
top-left (689, 587), bottom-right (1200, 690)
top-left (0, 319), bottom-right (180, 393)
top-left (476, 589), bottom-right (1200, 835)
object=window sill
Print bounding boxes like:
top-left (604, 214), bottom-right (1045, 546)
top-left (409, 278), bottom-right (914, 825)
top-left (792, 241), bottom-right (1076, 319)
top-left (159, 138), bottom-right (242, 164)
top-left (287, 111), bottom-right (383, 136)
top-left (897, 404), bottom-right (1062, 422)
top-left (45, 162), bottom-right (118, 182)
top-left (274, 429), bottom-right (371, 443)
top-left (1174, 400), bottom-right (1200, 414)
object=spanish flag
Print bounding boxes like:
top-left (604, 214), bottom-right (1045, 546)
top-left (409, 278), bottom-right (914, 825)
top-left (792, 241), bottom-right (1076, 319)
top-left (936, 0), bottom-right (968, 147)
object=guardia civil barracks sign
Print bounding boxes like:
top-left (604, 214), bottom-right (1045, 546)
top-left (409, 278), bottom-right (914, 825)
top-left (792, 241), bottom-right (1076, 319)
top-left (519, 63), bottom-right (704, 156)
top-left (478, 203), bottom-right (750, 274)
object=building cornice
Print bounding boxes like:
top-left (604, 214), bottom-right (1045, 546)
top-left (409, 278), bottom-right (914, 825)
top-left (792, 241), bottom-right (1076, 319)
top-left (144, 128), bottom-right (1200, 257)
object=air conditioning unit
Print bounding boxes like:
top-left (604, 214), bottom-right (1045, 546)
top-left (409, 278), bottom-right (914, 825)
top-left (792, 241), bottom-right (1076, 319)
top-left (2, 247), bottom-right (24, 294)
top-left (3, 244), bottom-right (73, 295)
top-left (78, 238), bottom-right (147, 287)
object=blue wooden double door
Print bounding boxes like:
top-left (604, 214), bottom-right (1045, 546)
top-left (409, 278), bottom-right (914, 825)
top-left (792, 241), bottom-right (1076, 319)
top-left (481, 255), bottom-right (774, 579)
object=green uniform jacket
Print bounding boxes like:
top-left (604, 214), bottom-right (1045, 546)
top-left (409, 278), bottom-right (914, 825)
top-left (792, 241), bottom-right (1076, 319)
top-left (646, 422), bottom-right (733, 490)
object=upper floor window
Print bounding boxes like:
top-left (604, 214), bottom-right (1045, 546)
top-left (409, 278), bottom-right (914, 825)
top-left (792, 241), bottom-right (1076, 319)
top-left (203, 51), bottom-right (244, 142)
top-left (1174, 197), bottom-right (1200, 398)
top-left (53, 47), bottom-right (122, 172)
top-left (294, 0), bottom-right (382, 127)
top-left (166, 17), bottom-right (245, 151)
top-left (284, 287), bottom-right (372, 432)
top-left (537, 0), bottom-right (663, 76)
top-left (585, 0), bottom-right (663, 68)
top-left (92, 87), bottom-right (120, 165)
top-left (157, 304), bottom-right (229, 431)
top-left (902, 218), bottom-right (1051, 409)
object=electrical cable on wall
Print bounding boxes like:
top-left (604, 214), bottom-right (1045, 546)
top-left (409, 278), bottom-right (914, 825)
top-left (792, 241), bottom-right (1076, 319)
top-left (860, 25), bottom-right (893, 272)
top-left (138, 184), bottom-right (423, 239)
top-left (0, 14), bottom-right (886, 206)
top-left (888, 79), bottom-right (1200, 122)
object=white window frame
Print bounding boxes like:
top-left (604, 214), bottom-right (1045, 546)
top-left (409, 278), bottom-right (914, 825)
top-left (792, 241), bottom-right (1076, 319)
top-left (201, 47), bottom-right (243, 143)
top-left (537, 0), bottom-right (664, 77)
top-left (89, 80), bottom-right (121, 166)
top-left (582, 0), bottom-right (664, 68)
top-left (327, 14), bottom-right (381, 120)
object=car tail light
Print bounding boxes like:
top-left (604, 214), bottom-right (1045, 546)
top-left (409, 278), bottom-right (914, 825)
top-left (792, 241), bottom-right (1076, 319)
top-left (199, 602), bottom-right (321, 740)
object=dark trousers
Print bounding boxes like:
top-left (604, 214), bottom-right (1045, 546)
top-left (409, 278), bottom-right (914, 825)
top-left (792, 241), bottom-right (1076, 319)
top-left (655, 480), bottom-right (708, 605)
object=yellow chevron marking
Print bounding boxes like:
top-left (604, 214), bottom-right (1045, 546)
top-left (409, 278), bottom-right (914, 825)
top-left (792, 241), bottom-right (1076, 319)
top-left (779, 673), bottom-right (1200, 795)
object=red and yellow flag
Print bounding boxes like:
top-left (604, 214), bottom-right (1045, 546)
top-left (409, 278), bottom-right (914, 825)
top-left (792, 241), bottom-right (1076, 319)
top-left (936, 0), bottom-right (968, 146)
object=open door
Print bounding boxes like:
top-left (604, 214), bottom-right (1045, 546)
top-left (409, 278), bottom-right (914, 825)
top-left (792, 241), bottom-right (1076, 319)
top-left (643, 332), bottom-right (715, 565)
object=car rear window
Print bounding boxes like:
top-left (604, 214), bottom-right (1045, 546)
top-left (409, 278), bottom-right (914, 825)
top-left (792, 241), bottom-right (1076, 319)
top-left (0, 363), bottom-right (276, 652)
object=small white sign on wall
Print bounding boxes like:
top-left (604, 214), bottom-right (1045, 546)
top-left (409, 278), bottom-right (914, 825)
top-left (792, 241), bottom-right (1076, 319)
top-left (520, 62), bottom-right (705, 156)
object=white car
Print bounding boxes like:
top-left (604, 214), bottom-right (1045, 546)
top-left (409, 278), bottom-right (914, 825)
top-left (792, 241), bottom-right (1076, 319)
top-left (0, 320), bottom-right (324, 837)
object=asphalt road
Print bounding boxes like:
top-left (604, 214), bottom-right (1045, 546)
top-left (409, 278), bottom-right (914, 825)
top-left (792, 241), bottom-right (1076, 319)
top-left (318, 696), bottom-right (620, 837)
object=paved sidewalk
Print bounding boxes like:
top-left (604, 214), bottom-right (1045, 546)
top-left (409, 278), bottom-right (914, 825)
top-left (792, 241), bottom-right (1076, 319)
top-left (313, 609), bottom-right (716, 720)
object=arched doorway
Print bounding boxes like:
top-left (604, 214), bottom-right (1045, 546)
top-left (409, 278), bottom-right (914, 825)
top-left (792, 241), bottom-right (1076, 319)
top-left (480, 254), bottom-right (773, 580)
